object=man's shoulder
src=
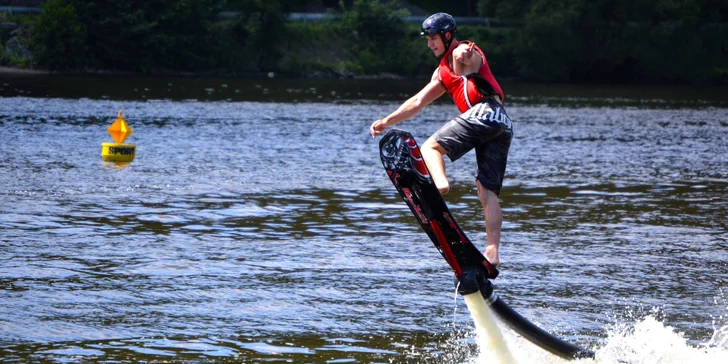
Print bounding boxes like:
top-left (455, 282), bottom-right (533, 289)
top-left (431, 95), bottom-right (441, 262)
top-left (430, 67), bottom-right (441, 81)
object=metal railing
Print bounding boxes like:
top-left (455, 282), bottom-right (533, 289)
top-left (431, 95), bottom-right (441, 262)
top-left (2, 7), bottom-right (520, 27)
top-left (0, 6), bottom-right (41, 15)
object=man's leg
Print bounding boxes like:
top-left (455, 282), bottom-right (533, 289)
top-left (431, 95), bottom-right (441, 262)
top-left (422, 137), bottom-right (450, 194)
top-left (477, 179), bottom-right (502, 266)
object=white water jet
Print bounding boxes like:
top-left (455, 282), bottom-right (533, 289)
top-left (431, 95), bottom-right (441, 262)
top-left (463, 292), bottom-right (518, 364)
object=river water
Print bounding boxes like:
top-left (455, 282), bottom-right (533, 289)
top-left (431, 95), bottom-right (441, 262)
top-left (0, 75), bottom-right (727, 363)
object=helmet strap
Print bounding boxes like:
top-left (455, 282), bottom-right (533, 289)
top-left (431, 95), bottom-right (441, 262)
top-left (441, 32), bottom-right (454, 56)
top-left (440, 31), bottom-right (455, 56)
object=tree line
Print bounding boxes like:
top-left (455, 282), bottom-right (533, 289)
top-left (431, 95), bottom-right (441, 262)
top-left (4, 0), bottom-right (727, 83)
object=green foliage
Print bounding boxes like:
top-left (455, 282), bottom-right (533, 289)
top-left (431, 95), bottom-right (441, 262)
top-left (150, 0), bottom-right (224, 71)
top-left (478, 0), bottom-right (532, 19)
top-left (457, 25), bottom-right (518, 78)
top-left (493, 0), bottom-right (728, 83)
top-left (513, 0), bottom-right (587, 81)
top-left (222, 0), bottom-right (292, 72)
top-left (71, 0), bottom-right (224, 72)
top-left (20, 0), bottom-right (728, 83)
top-left (339, 0), bottom-right (427, 75)
top-left (10, 56), bottom-right (28, 68)
top-left (30, 0), bottom-right (225, 72)
top-left (408, 0), bottom-right (478, 16)
top-left (280, 21), bottom-right (345, 75)
top-left (30, 0), bottom-right (86, 70)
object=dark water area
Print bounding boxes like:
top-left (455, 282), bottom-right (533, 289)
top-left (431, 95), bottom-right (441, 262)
top-left (0, 75), bottom-right (727, 363)
top-left (1, 73), bottom-right (727, 108)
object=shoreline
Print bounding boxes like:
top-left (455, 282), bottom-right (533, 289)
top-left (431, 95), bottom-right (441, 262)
top-left (0, 66), bottom-right (424, 80)
top-left (0, 66), bottom-right (725, 89)
top-left (0, 66), bottom-right (49, 75)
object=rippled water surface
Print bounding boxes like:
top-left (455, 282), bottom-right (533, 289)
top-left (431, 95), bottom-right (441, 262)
top-left (0, 76), bottom-right (727, 363)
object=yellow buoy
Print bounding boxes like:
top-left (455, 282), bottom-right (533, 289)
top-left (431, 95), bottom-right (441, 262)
top-left (101, 142), bottom-right (136, 162)
top-left (102, 110), bottom-right (136, 163)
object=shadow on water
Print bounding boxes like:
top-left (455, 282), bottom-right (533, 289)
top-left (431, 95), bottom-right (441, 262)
top-left (0, 332), bottom-right (480, 363)
top-left (1, 73), bottom-right (727, 108)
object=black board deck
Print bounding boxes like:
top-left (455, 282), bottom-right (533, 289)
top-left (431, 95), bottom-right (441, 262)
top-left (379, 129), bottom-right (498, 280)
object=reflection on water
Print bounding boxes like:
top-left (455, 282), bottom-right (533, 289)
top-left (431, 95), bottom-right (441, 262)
top-left (0, 78), bottom-right (727, 362)
top-left (1, 73), bottom-right (727, 108)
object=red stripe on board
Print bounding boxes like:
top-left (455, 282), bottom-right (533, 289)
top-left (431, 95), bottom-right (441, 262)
top-left (442, 212), bottom-right (468, 244)
top-left (404, 137), bottom-right (430, 177)
top-left (429, 220), bottom-right (462, 275)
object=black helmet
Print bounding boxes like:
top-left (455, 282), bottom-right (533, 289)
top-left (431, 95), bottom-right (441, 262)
top-left (420, 13), bottom-right (456, 49)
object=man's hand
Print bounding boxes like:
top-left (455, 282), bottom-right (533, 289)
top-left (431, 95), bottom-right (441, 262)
top-left (454, 42), bottom-right (475, 64)
top-left (370, 119), bottom-right (388, 137)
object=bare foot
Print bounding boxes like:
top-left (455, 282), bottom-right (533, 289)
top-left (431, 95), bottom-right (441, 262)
top-left (485, 245), bottom-right (500, 266)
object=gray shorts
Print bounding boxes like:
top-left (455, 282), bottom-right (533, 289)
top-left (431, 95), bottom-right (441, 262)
top-left (432, 97), bottom-right (513, 195)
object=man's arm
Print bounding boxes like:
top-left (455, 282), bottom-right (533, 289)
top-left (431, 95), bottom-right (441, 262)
top-left (370, 69), bottom-right (446, 137)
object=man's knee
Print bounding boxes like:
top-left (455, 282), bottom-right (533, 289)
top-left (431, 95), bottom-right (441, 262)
top-left (476, 180), bottom-right (497, 204)
top-left (477, 187), bottom-right (490, 205)
top-left (422, 137), bottom-right (448, 155)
